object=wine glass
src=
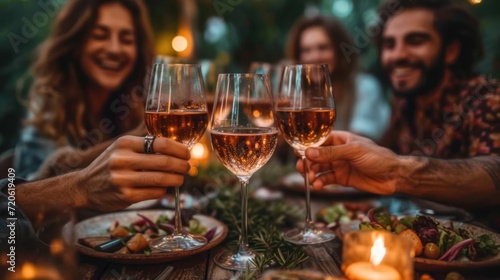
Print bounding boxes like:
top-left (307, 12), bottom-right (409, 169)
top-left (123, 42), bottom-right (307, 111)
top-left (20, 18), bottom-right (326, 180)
top-left (275, 64), bottom-right (336, 244)
top-left (145, 63), bottom-right (208, 251)
top-left (210, 74), bottom-right (278, 271)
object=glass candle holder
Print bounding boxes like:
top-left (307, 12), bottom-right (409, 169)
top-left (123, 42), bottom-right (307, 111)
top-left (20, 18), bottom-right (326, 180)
top-left (342, 230), bottom-right (413, 280)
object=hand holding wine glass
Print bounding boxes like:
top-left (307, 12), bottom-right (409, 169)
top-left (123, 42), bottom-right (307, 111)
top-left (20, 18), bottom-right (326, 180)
top-left (210, 74), bottom-right (278, 271)
top-left (275, 64), bottom-right (336, 244)
top-left (145, 64), bottom-right (208, 251)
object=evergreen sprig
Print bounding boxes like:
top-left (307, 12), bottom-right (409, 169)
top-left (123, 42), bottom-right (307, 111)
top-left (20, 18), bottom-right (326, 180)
top-left (206, 186), bottom-right (309, 278)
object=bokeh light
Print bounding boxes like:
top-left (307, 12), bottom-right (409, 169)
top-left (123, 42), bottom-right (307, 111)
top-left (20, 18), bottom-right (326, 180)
top-left (172, 36), bottom-right (188, 52)
top-left (191, 142), bottom-right (205, 159)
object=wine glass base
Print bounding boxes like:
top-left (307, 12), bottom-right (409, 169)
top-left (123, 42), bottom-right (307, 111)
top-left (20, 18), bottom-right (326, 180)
top-left (284, 228), bottom-right (335, 245)
top-left (150, 234), bottom-right (207, 252)
top-left (214, 249), bottom-right (258, 271)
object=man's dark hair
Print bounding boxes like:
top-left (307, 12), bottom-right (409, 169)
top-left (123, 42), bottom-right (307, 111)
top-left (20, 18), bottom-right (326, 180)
top-left (375, 0), bottom-right (484, 79)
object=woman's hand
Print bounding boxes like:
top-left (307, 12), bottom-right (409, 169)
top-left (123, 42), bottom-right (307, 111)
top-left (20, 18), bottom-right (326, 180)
top-left (75, 135), bottom-right (190, 212)
top-left (297, 131), bottom-right (402, 195)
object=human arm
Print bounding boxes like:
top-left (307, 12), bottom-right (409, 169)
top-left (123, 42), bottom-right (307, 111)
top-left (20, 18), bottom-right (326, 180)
top-left (16, 135), bottom-right (190, 227)
top-left (298, 131), bottom-right (500, 206)
top-left (34, 122), bottom-right (147, 179)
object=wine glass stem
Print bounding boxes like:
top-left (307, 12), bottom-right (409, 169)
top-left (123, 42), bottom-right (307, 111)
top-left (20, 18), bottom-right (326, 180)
top-left (302, 155), bottom-right (314, 232)
top-left (174, 186), bottom-right (182, 235)
top-left (238, 177), bottom-right (250, 254)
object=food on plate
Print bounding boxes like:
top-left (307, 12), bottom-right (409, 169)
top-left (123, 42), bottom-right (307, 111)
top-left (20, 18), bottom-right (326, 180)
top-left (78, 212), bottom-right (216, 255)
top-left (359, 208), bottom-right (500, 261)
top-left (398, 229), bottom-right (423, 256)
top-left (424, 242), bottom-right (440, 259)
top-left (316, 202), bottom-right (374, 228)
top-left (122, 234), bottom-right (149, 254)
top-left (109, 224), bottom-right (130, 238)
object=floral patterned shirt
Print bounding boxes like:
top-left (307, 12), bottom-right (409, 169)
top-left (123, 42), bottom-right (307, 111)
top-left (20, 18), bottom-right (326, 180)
top-left (381, 75), bottom-right (500, 231)
top-left (382, 75), bottom-right (500, 158)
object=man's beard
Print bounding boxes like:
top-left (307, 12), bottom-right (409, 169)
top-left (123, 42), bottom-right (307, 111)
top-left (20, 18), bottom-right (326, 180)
top-left (386, 49), bottom-right (446, 99)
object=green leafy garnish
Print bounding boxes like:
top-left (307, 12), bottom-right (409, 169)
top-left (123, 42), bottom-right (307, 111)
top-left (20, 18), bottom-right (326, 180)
top-left (206, 186), bottom-right (308, 278)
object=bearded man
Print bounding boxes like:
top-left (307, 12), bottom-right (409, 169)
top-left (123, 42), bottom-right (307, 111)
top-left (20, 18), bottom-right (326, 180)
top-left (298, 0), bottom-right (500, 230)
top-left (378, 0), bottom-right (499, 158)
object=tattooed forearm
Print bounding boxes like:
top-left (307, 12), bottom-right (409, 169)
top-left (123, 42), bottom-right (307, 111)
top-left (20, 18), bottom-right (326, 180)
top-left (474, 156), bottom-right (500, 191)
top-left (399, 156), bottom-right (500, 206)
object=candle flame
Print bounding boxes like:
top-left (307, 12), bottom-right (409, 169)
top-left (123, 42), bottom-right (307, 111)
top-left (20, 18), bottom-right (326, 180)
top-left (370, 236), bottom-right (386, 266)
top-left (21, 262), bottom-right (36, 278)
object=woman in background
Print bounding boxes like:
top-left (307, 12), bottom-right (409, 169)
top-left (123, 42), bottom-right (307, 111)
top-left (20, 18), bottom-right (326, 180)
top-left (286, 15), bottom-right (390, 141)
top-left (15, 0), bottom-right (155, 179)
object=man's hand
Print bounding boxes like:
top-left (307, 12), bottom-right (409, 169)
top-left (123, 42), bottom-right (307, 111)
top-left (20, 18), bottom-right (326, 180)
top-left (297, 131), bottom-right (402, 195)
top-left (75, 136), bottom-right (190, 212)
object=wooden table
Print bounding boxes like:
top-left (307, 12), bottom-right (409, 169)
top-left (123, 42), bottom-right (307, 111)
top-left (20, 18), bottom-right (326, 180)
top-left (78, 240), bottom-right (345, 280)
top-left (77, 192), bottom-right (500, 280)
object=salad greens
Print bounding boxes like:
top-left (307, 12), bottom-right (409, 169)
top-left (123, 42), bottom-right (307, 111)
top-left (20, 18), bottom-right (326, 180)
top-left (359, 208), bottom-right (500, 261)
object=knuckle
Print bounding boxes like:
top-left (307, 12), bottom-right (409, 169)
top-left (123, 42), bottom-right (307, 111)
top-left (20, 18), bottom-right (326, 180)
top-left (109, 172), bottom-right (121, 187)
top-left (108, 154), bottom-right (121, 169)
top-left (121, 188), bottom-right (135, 203)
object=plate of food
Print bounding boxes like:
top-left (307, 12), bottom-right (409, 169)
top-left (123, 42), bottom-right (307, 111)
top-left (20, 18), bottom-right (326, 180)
top-left (68, 210), bottom-right (228, 264)
top-left (337, 208), bottom-right (500, 271)
top-left (280, 172), bottom-right (366, 196)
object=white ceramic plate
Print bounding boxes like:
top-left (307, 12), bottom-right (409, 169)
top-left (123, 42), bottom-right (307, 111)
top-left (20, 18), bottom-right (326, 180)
top-left (125, 199), bottom-right (158, 210)
top-left (281, 172), bottom-right (365, 196)
top-left (69, 210), bottom-right (228, 264)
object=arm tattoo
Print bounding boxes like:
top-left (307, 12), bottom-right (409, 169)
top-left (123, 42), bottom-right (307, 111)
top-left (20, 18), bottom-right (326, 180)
top-left (474, 157), bottom-right (500, 191)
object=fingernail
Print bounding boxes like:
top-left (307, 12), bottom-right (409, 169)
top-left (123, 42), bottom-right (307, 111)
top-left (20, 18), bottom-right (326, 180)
top-left (308, 148), bottom-right (320, 158)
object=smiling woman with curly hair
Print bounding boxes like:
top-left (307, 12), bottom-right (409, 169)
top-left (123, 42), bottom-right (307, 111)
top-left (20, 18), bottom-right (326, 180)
top-left (15, 0), bottom-right (155, 179)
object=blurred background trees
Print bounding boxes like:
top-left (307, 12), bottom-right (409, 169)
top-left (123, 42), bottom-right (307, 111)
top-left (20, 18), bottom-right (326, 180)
top-left (1, 0), bottom-right (499, 153)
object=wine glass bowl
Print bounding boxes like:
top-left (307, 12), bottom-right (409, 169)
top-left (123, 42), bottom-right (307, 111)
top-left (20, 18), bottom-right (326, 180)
top-left (145, 63), bottom-right (208, 251)
top-left (275, 64), bottom-right (336, 244)
top-left (210, 74), bottom-right (278, 271)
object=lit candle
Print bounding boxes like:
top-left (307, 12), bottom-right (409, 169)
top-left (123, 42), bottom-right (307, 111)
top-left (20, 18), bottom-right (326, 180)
top-left (344, 237), bottom-right (401, 280)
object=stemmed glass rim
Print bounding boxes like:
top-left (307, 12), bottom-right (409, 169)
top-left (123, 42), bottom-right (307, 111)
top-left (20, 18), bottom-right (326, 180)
top-left (152, 63), bottom-right (202, 67)
top-left (217, 73), bottom-right (270, 78)
top-left (283, 63), bottom-right (329, 68)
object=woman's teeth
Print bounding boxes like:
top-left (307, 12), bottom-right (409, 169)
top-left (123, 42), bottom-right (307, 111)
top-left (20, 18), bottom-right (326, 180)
top-left (98, 60), bottom-right (121, 70)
